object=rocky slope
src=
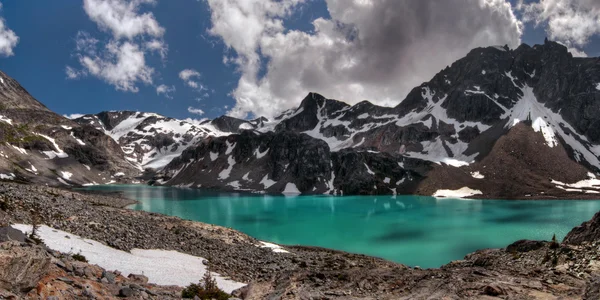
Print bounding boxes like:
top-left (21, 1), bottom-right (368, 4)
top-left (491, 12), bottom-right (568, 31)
top-left (0, 71), bottom-right (139, 187)
top-left (1, 181), bottom-right (600, 299)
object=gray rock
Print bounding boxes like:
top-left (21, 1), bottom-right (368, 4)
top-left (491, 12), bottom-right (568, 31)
top-left (0, 227), bottom-right (25, 243)
top-left (102, 270), bottom-right (116, 284)
top-left (127, 274), bottom-right (148, 284)
top-left (119, 287), bottom-right (134, 297)
top-left (0, 241), bottom-right (51, 292)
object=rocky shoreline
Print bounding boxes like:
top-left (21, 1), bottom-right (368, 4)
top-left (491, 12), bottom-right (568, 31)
top-left (1, 181), bottom-right (600, 299)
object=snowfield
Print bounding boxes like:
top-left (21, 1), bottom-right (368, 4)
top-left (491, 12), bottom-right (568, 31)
top-left (12, 224), bottom-right (247, 294)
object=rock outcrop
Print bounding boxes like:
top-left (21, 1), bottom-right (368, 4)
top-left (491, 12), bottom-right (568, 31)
top-left (564, 211), bottom-right (600, 245)
top-left (0, 241), bottom-right (50, 293)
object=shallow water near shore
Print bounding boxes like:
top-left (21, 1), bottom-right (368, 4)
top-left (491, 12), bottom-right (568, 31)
top-left (82, 185), bottom-right (600, 268)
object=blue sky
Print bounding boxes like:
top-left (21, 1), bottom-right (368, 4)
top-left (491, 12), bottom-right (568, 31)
top-left (0, 0), bottom-right (598, 120)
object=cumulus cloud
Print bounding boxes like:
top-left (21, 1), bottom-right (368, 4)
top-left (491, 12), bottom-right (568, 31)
top-left (79, 40), bottom-right (154, 92)
top-left (156, 84), bottom-right (175, 98)
top-left (67, 0), bottom-right (166, 92)
top-left (206, 0), bottom-right (523, 119)
top-left (519, 0), bottom-right (600, 56)
top-left (83, 0), bottom-right (164, 39)
top-left (187, 106), bottom-right (205, 116)
top-left (179, 69), bottom-right (206, 90)
top-left (0, 2), bottom-right (19, 57)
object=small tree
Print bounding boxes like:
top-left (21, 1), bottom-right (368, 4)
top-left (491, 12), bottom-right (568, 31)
top-left (28, 205), bottom-right (43, 244)
top-left (181, 270), bottom-right (230, 300)
top-left (550, 233), bottom-right (559, 249)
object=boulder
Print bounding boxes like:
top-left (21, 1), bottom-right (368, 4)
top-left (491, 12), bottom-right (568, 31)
top-left (128, 273), bottom-right (149, 284)
top-left (0, 241), bottom-right (51, 292)
top-left (563, 211), bottom-right (600, 245)
top-left (506, 240), bottom-right (546, 253)
top-left (0, 227), bottom-right (25, 243)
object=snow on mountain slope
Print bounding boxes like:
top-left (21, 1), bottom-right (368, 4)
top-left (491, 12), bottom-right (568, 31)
top-left (0, 71), bottom-right (139, 187)
top-left (75, 112), bottom-right (257, 170)
top-left (160, 40), bottom-right (600, 197)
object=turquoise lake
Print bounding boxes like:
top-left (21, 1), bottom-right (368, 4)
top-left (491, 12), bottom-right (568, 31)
top-left (83, 185), bottom-right (600, 268)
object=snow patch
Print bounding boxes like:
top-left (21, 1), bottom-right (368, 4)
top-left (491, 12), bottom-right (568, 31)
top-left (60, 171), bottom-right (73, 180)
top-left (61, 125), bottom-right (73, 130)
top-left (225, 140), bottom-right (236, 155)
top-left (210, 151), bottom-right (219, 161)
top-left (36, 133), bottom-right (69, 158)
top-left (258, 241), bottom-right (290, 253)
top-left (218, 156), bottom-right (236, 180)
top-left (11, 145), bottom-right (27, 155)
top-left (12, 225), bottom-right (246, 293)
top-left (242, 172), bottom-right (251, 181)
top-left (0, 173), bottom-right (15, 180)
top-left (0, 115), bottom-right (12, 125)
top-left (383, 177), bottom-right (391, 184)
top-left (260, 175), bottom-right (276, 189)
top-left (282, 183), bottom-right (301, 194)
top-left (25, 163), bottom-right (38, 174)
top-left (471, 171), bottom-right (485, 179)
top-left (433, 187), bottom-right (482, 198)
top-left (238, 123), bottom-right (254, 130)
top-left (227, 181), bottom-right (241, 189)
top-left (357, 113), bottom-right (369, 119)
top-left (57, 177), bottom-right (71, 186)
top-left (364, 163), bottom-right (375, 175)
top-left (254, 147), bottom-right (269, 159)
top-left (70, 132), bottom-right (86, 145)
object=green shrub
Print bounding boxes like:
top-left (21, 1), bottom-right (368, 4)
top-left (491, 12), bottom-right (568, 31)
top-left (72, 252), bottom-right (88, 263)
top-left (181, 271), bottom-right (230, 299)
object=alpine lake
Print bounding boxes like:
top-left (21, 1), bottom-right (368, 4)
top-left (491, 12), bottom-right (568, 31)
top-left (82, 185), bottom-right (600, 268)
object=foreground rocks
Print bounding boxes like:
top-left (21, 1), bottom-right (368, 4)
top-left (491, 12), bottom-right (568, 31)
top-left (0, 240), bottom-right (181, 299)
top-left (1, 181), bottom-right (600, 299)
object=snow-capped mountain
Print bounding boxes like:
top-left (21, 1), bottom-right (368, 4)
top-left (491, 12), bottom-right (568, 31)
top-left (161, 40), bottom-right (600, 198)
top-left (73, 112), bottom-right (262, 170)
top-left (2, 40), bottom-right (600, 198)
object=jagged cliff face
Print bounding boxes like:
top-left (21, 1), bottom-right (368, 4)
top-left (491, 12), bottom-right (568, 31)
top-left (0, 71), bottom-right (138, 186)
top-left (161, 41), bottom-right (600, 197)
top-left (2, 40), bottom-right (600, 196)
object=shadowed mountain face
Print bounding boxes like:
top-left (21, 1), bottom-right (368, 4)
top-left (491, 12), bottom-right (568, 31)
top-left (3, 40), bottom-right (600, 197)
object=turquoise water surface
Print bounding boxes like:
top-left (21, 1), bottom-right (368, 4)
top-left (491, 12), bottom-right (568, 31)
top-left (84, 185), bottom-right (600, 268)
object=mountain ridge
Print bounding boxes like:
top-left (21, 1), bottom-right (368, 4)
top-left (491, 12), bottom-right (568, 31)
top-left (1, 40), bottom-right (600, 198)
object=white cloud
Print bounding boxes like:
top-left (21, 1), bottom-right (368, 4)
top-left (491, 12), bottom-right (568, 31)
top-left (206, 0), bottom-right (523, 119)
top-left (0, 2), bottom-right (19, 57)
top-left (156, 84), bottom-right (175, 98)
top-left (67, 0), bottom-right (166, 92)
top-left (63, 113), bottom-right (85, 119)
top-left (187, 107), bottom-right (205, 116)
top-left (520, 0), bottom-right (600, 56)
top-left (145, 39), bottom-right (167, 59)
top-left (83, 0), bottom-right (164, 39)
top-left (179, 69), bottom-right (207, 90)
top-left (183, 117), bottom-right (209, 125)
top-left (78, 40), bottom-right (154, 92)
top-left (65, 66), bottom-right (85, 79)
